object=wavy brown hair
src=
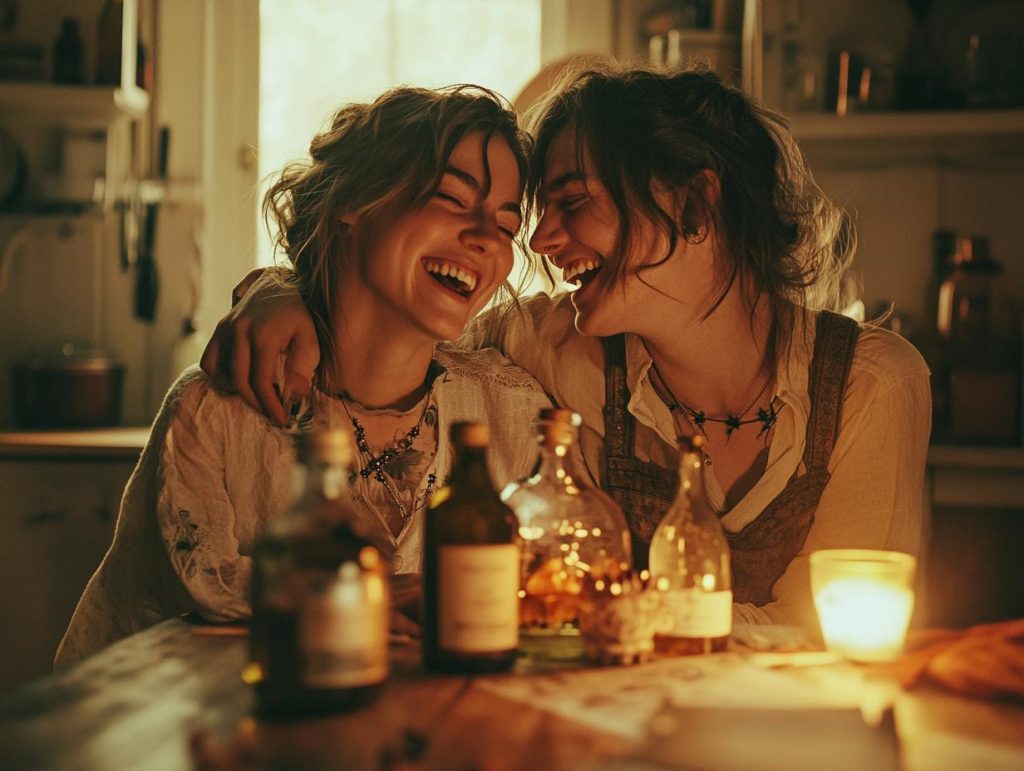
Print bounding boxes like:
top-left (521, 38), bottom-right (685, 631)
top-left (264, 85), bottom-right (532, 390)
top-left (526, 62), bottom-right (855, 350)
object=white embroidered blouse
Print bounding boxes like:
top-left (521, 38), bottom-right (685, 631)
top-left (56, 346), bottom-right (550, 666)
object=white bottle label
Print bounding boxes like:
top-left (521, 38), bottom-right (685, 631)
top-left (439, 544), bottom-right (519, 652)
top-left (664, 588), bottom-right (732, 638)
top-left (299, 569), bottom-right (388, 688)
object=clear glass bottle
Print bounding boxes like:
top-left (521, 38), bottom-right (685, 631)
top-left (249, 428), bottom-right (388, 718)
top-left (502, 408), bottom-right (632, 661)
top-left (648, 435), bottom-right (732, 655)
top-left (423, 422), bottom-right (520, 673)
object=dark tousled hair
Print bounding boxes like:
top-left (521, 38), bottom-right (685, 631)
top-left (526, 62), bottom-right (855, 350)
top-left (264, 84), bottom-right (532, 390)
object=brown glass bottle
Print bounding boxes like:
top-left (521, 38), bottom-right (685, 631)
top-left (249, 428), bottom-right (388, 718)
top-left (648, 435), bottom-right (732, 655)
top-left (423, 422), bottom-right (520, 673)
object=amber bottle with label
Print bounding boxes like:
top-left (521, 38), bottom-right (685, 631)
top-left (249, 428), bottom-right (388, 718)
top-left (423, 422), bottom-right (520, 673)
top-left (648, 435), bottom-right (732, 655)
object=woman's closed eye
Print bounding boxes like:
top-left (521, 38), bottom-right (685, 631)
top-left (436, 190), bottom-right (466, 208)
top-left (556, 195), bottom-right (587, 213)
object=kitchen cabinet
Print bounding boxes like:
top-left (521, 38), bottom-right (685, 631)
top-left (922, 446), bottom-right (1024, 628)
top-left (0, 429), bottom-right (146, 691)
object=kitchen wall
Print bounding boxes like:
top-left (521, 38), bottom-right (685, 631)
top-left (1, 0), bottom-right (1021, 430)
top-left (0, 0), bottom-right (249, 428)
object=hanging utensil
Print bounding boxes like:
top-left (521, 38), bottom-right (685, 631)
top-left (134, 126), bottom-right (168, 322)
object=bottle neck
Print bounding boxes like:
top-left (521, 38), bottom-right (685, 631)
top-left (677, 450), bottom-right (705, 511)
top-left (535, 441), bottom-right (571, 481)
top-left (291, 459), bottom-right (352, 522)
top-left (448, 446), bottom-right (492, 490)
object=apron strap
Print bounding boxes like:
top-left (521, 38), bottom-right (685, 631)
top-left (802, 311), bottom-right (861, 471)
top-left (601, 334), bottom-right (634, 459)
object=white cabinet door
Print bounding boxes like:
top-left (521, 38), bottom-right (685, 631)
top-left (0, 459), bottom-right (136, 691)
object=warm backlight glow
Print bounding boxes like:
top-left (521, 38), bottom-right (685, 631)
top-left (811, 549), bottom-right (915, 663)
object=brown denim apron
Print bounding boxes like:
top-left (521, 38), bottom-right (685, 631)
top-left (602, 311), bottom-right (860, 605)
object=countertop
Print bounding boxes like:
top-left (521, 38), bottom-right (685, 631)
top-left (0, 427), bottom-right (150, 460)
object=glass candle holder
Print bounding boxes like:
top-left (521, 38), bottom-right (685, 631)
top-left (810, 549), bottom-right (916, 663)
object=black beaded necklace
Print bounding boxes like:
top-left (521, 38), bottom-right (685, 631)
top-left (650, 361), bottom-right (783, 440)
top-left (337, 392), bottom-right (437, 520)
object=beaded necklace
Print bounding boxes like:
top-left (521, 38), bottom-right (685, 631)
top-left (649, 360), bottom-right (783, 440)
top-left (338, 393), bottom-right (437, 520)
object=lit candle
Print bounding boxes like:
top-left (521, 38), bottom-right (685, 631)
top-left (811, 549), bottom-right (916, 663)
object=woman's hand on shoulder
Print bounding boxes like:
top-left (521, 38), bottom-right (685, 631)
top-left (199, 267), bottom-right (320, 425)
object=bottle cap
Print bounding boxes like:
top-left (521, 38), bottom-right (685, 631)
top-left (451, 421), bottom-right (489, 448)
top-left (537, 408), bottom-right (581, 446)
top-left (297, 427), bottom-right (354, 466)
top-left (538, 407), bottom-right (582, 427)
top-left (677, 434), bottom-right (705, 454)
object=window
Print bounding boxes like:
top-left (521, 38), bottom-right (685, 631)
top-left (258, 0), bottom-right (542, 285)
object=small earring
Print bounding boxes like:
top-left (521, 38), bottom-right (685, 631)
top-left (683, 225), bottom-right (704, 244)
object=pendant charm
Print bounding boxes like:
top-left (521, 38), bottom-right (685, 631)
top-left (756, 406), bottom-right (779, 437)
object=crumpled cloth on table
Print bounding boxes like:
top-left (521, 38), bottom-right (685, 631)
top-left (878, 618), bottom-right (1024, 701)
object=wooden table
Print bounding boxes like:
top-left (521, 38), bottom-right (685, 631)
top-left (1, 619), bottom-right (1022, 771)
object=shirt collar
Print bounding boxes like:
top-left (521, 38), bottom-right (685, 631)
top-left (623, 310), bottom-right (819, 442)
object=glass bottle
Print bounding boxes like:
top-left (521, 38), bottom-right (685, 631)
top-left (502, 408), bottom-right (631, 661)
top-left (423, 422), bottom-right (520, 673)
top-left (249, 428), bottom-right (388, 718)
top-left (648, 435), bottom-right (732, 655)
top-left (54, 18), bottom-right (85, 84)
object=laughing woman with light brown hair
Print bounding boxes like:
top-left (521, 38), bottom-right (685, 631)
top-left (57, 85), bottom-right (551, 665)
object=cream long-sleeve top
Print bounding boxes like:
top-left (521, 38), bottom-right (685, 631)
top-left (56, 346), bottom-right (550, 667)
top-left (464, 293), bottom-right (932, 627)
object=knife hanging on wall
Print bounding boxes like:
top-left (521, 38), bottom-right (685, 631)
top-left (134, 126), bottom-right (169, 322)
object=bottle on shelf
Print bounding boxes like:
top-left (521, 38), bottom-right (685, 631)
top-left (248, 428), bottom-right (388, 718)
top-left (54, 18), bottom-right (85, 84)
top-left (502, 408), bottom-right (631, 661)
top-left (423, 422), bottom-right (520, 673)
top-left (648, 434), bottom-right (732, 655)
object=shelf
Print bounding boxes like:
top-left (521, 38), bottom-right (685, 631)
top-left (928, 444), bottom-right (1024, 471)
top-left (784, 109), bottom-right (1024, 168)
top-left (789, 110), bottom-right (1024, 141)
top-left (0, 82), bottom-right (149, 124)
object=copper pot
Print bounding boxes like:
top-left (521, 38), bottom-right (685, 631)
top-left (12, 343), bottom-right (124, 428)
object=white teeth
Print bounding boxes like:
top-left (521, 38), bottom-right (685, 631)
top-left (563, 260), bottom-right (600, 282)
top-left (423, 260), bottom-right (478, 293)
top-left (454, 268), bottom-right (477, 291)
